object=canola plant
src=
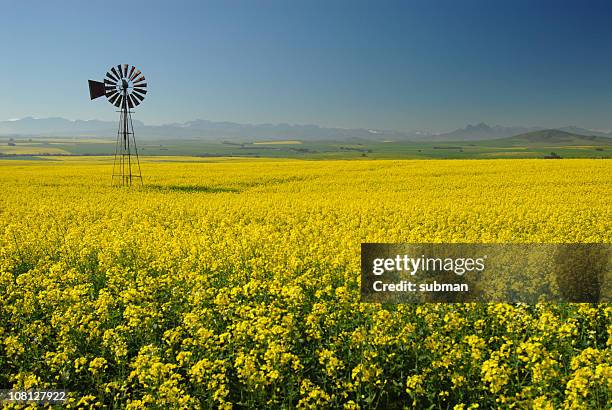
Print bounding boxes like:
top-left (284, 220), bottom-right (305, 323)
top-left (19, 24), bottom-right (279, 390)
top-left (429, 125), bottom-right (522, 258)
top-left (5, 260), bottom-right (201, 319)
top-left (0, 157), bottom-right (610, 409)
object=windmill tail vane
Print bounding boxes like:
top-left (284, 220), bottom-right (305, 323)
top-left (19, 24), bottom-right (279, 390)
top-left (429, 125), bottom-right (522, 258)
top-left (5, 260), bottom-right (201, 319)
top-left (88, 64), bottom-right (147, 187)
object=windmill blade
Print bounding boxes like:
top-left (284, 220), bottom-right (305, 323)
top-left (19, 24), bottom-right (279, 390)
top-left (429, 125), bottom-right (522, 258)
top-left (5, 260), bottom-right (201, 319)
top-left (129, 69), bottom-right (141, 81)
top-left (116, 65), bottom-right (124, 78)
top-left (88, 80), bottom-right (106, 100)
top-left (104, 79), bottom-right (117, 87)
top-left (114, 95), bottom-right (123, 108)
top-left (133, 74), bottom-right (145, 84)
top-left (107, 92), bottom-right (120, 104)
top-left (132, 92), bottom-right (145, 102)
top-left (127, 95), bottom-right (135, 108)
top-left (108, 93), bottom-right (120, 105)
top-left (110, 67), bottom-right (121, 80)
top-left (123, 64), bottom-right (129, 77)
top-left (109, 93), bottom-right (121, 106)
top-left (134, 82), bottom-right (147, 89)
top-left (133, 87), bottom-right (147, 95)
top-left (128, 66), bottom-right (136, 80)
top-left (132, 92), bottom-right (146, 102)
top-left (133, 93), bottom-right (147, 102)
top-left (106, 71), bottom-right (118, 82)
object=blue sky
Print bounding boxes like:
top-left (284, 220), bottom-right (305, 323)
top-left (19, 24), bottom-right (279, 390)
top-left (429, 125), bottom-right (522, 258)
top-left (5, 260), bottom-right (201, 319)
top-left (1, 0), bottom-right (611, 132)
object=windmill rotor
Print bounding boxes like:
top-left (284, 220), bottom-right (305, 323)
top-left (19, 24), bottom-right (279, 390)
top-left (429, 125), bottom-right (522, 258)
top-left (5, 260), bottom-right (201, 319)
top-left (89, 64), bottom-right (147, 109)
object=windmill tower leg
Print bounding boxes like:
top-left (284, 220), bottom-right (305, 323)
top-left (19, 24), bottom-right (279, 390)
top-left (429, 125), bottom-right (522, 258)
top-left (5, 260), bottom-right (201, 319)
top-left (128, 109), bottom-right (143, 186)
top-left (112, 109), bottom-right (124, 185)
top-left (113, 103), bottom-right (130, 186)
top-left (124, 97), bottom-right (130, 186)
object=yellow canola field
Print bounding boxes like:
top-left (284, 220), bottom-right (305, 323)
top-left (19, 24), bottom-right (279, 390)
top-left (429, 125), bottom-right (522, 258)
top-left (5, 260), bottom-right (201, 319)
top-left (0, 157), bottom-right (610, 409)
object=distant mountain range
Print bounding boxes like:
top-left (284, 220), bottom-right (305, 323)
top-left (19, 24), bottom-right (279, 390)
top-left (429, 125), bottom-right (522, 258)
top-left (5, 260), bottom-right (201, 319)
top-left (1, 117), bottom-right (610, 142)
top-left (0, 117), bottom-right (428, 141)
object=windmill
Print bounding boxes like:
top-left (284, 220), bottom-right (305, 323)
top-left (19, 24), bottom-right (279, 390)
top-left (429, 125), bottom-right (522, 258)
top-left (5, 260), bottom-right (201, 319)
top-left (88, 64), bottom-right (147, 186)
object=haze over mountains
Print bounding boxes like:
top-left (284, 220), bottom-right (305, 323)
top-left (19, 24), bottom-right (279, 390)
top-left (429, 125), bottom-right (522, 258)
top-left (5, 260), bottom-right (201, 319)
top-left (1, 117), bottom-right (611, 142)
top-left (0, 117), bottom-right (430, 140)
top-left (490, 129), bottom-right (612, 146)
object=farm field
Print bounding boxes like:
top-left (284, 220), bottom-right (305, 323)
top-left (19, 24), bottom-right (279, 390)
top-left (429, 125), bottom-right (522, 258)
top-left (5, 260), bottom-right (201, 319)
top-left (0, 157), bottom-right (611, 408)
top-left (1, 133), bottom-right (611, 160)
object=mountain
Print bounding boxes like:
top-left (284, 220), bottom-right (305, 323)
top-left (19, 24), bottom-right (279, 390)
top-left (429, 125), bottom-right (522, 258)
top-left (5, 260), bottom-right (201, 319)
top-left (1, 117), bottom-right (611, 143)
top-left (418, 123), bottom-right (543, 141)
top-left (414, 123), bottom-right (612, 142)
top-left (491, 129), bottom-right (612, 146)
top-left (150, 119), bottom-right (428, 140)
top-left (0, 117), bottom-right (432, 141)
top-left (557, 126), bottom-right (612, 138)
top-left (0, 117), bottom-right (144, 136)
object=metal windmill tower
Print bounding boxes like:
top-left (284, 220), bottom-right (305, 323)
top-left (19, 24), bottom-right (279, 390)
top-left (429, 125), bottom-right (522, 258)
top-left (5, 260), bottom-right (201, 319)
top-left (88, 65), bottom-right (147, 186)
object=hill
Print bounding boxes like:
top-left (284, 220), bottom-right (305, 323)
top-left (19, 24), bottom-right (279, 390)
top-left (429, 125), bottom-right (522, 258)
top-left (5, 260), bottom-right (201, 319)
top-left (419, 123), bottom-right (542, 141)
top-left (417, 124), bottom-right (612, 142)
top-left (489, 129), bottom-right (612, 146)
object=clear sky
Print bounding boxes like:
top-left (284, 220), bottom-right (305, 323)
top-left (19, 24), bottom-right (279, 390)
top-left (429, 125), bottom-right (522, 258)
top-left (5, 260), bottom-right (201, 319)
top-left (1, 0), bottom-right (611, 132)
